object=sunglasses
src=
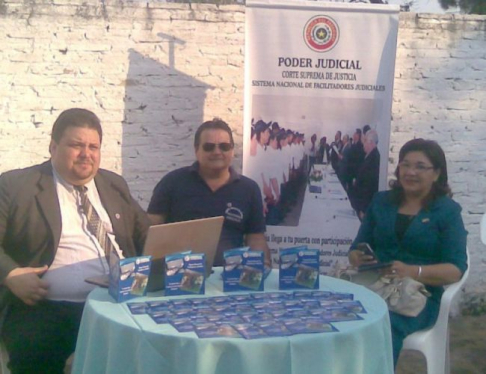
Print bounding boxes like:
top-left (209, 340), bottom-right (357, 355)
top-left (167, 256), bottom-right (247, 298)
top-left (201, 142), bottom-right (233, 152)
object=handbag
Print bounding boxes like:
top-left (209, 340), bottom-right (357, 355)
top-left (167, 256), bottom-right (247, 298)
top-left (339, 268), bottom-right (431, 317)
top-left (366, 276), bottom-right (431, 317)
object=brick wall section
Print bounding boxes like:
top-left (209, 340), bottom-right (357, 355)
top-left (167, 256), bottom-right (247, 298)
top-left (0, 2), bottom-right (485, 302)
top-left (392, 13), bottom-right (486, 303)
top-left (0, 0), bottom-right (246, 202)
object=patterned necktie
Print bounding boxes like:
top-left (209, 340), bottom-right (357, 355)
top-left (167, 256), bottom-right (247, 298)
top-left (75, 185), bottom-right (114, 261)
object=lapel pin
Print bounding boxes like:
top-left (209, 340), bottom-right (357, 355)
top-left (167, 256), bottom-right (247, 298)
top-left (115, 213), bottom-right (121, 220)
top-left (422, 218), bottom-right (430, 223)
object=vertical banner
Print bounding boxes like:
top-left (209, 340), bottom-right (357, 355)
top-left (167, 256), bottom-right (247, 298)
top-left (243, 0), bottom-right (399, 274)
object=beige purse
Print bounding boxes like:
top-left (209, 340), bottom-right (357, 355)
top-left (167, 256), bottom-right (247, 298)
top-left (367, 276), bottom-right (431, 317)
top-left (340, 268), bottom-right (431, 317)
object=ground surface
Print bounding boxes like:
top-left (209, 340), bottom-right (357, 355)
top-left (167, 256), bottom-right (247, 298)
top-left (396, 314), bottom-right (486, 374)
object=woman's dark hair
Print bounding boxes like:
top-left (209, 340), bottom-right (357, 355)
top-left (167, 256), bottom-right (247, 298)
top-left (389, 138), bottom-right (452, 206)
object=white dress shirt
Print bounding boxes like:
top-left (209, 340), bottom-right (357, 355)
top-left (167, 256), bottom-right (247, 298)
top-left (43, 166), bottom-right (123, 302)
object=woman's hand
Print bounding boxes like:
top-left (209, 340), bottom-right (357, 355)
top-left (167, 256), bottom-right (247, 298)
top-left (348, 249), bottom-right (377, 268)
top-left (382, 261), bottom-right (417, 278)
top-left (381, 261), bottom-right (412, 279)
top-left (384, 261), bottom-right (462, 286)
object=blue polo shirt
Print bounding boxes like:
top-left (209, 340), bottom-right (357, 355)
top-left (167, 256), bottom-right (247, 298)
top-left (147, 163), bottom-right (266, 265)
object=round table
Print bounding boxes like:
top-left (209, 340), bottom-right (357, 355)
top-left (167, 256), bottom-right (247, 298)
top-left (72, 268), bottom-right (393, 374)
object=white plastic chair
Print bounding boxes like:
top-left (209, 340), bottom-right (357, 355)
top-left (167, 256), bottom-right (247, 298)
top-left (402, 246), bottom-right (470, 374)
top-left (0, 339), bottom-right (10, 374)
top-left (480, 212), bottom-right (486, 245)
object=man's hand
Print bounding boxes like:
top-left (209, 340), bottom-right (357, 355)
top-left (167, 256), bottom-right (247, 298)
top-left (4, 266), bottom-right (49, 306)
top-left (245, 233), bottom-right (272, 268)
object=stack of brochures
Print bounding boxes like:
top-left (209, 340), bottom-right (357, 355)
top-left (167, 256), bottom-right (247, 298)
top-left (165, 252), bottom-right (206, 296)
top-left (223, 247), bottom-right (264, 292)
top-left (108, 251), bottom-right (152, 302)
top-left (279, 246), bottom-right (320, 290)
top-left (127, 290), bottom-right (367, 339)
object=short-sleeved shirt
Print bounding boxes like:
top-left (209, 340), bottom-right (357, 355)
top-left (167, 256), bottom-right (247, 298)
top-left (147, 163), bottom-right (266, 265)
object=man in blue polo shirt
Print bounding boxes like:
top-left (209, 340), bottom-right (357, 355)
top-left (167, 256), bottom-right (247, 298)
top-left (147, 119), bottom-right (271, 267)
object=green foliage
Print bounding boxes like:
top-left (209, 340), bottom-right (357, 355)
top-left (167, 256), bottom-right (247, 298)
top-left (439, 0), bottom-right (486, 14)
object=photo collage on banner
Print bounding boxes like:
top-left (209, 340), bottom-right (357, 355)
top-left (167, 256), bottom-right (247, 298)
top-left (243, 0), bottom-right (400, 275)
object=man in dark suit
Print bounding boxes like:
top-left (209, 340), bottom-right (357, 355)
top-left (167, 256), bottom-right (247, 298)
top-left (348, 128), bottom-right (365, 187)
top-left (337, 134), bottom-right (352, 190)
top-left (330, 130), bottom-right (343, 173)
top-left (0, 108), bottom-right (149, 373)
top-left (349, 129), bottom-right (380, 220)
top-left (317, 136), bottom-right (330, 165)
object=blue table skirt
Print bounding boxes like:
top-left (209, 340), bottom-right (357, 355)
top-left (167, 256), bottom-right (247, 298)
top-left (72, 268), bottom-right (393, 374)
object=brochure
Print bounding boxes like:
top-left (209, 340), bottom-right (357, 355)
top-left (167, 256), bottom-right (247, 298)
top-left (317, 308), bottom-right (363, 323)
top-left (194, 323), bottom-right (242, 339)
top-left (284, 318), bottom-right (338, 334)
top-left (338, 300), bottom-right (367, 314)
top-left (233, 323), bottom-right (268, 339)
top-left (108, 250), bottom-right (152, 303)
top-left (223, 248), bottom-right (264, 292)
top-left (165, 252), bottom-right (206, 296)
top-left (279, 246), bottom-right (319, 290)
top-left (127, 302), bottom-right (149, 315)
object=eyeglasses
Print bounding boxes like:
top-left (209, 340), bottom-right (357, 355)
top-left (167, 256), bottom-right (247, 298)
top-left (201, 142), bottom-right (234, 152)
top-left (398, 162), bottom-right (435, 173)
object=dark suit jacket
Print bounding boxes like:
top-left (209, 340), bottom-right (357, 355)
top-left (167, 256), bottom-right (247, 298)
top-left (0, 161), bottom-right (149, 310)
top-left (348, 141), bottom-right (365, 180)
top-left (338, 142), bottom-right (352, 184)
top-left (350, 147), bottom-right (380, 214)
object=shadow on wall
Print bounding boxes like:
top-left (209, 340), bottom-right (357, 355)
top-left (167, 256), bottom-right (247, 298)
top-left (122, 33), bottom-right (213, 208)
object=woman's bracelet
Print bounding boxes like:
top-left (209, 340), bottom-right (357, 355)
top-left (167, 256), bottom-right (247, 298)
top-left (416, 265), bottom-right (423, 280)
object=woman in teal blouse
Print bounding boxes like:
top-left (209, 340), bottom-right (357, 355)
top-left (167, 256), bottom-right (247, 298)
top-left (348, 139), bottom-right (468, 367)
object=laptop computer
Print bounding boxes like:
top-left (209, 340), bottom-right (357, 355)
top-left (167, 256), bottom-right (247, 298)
top-left (143, 216), bottom-right (224, 292)
top-left (85, 216), bottom-right (224, 292)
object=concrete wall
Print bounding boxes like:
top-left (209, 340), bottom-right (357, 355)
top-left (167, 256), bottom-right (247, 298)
top-left (1, 1), bottom-right (485, 306)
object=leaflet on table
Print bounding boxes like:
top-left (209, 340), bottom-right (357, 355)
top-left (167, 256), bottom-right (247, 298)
top-left (165, 251), bottom-right (206, 296)
top-left (284, 318), bottom-right (338, 334)
top-left (223, 247), bottom-right (264, 292)
top-left (338, 300), bottom-right (367, 314)
top-left (279, 246), bottom-right (320, 290)
top-left (233, 323), bottom-right (268, 339)
top-left (194, 323), bottom-right (242, 339)
top-left (255, 321), bottom-right (293, 337)
top-left (108, 250), bottom-right (152, 303)
top-left (127, 302), bottom-right (149, 315)
top-left (311, 308), bottom-right (363, 323)
top-left (125, 290), bottom-right (372, 338)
